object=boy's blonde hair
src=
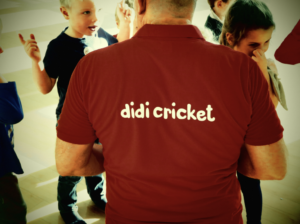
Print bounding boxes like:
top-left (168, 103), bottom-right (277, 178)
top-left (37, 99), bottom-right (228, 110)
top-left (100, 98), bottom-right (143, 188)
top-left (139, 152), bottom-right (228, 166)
top-left (60, 0), bottom-right (82, 9)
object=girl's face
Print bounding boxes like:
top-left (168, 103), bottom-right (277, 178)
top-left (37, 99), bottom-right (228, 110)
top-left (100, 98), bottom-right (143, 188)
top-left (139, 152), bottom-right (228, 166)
top-left (233, 27), bottom-right (274, 57)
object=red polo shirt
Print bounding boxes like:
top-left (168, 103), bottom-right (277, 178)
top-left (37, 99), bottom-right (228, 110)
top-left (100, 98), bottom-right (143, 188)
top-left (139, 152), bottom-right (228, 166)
top-left (57, 24), bottom-right (283, 224)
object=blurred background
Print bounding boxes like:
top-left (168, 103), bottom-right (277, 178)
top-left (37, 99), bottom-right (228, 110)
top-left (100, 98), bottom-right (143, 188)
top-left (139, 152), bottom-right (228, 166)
top-left (0, 0), bottom-right (299, 223)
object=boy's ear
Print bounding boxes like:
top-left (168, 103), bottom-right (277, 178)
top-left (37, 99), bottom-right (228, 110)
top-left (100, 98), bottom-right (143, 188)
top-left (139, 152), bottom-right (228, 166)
top-left (226, 32), bottom-right (235, 47)
top-left (215, 0), bottom-right (223, 9)
top-left (60, 6), bottom-right (70, 20)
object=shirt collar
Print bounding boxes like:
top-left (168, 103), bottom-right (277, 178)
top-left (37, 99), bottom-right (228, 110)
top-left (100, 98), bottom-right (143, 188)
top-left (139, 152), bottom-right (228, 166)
top-left (61, 27), bottom-right (86, 44)
top-left (209, 8), bottom-right (223, 24)
top-left (133, 24), bottom-right (205, 40)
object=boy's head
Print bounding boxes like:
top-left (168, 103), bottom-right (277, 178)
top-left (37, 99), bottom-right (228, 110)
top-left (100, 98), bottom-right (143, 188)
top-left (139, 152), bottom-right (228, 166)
top-left (60, 0), bottom-right (102, 38)
top-left (208, 0), bottom-right (235, 20)
top-left (220, 0), bottom-right (275, 56)
top-left (115, 0), bottom-right (134, 29)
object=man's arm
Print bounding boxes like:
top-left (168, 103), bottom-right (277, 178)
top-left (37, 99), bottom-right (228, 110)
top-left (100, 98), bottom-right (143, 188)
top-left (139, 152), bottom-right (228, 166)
top-left (19, 34), bottom-right (56, 94)
top-left (238, 138), bottom-right (288, 180)
top-left (55, 137), bottom-right (105, 177)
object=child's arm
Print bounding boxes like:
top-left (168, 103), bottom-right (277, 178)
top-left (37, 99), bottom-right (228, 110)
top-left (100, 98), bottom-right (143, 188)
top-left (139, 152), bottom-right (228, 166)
top-left (19, 34), bottom-right (56, 94)
top-left (252, 49), bottom-right (279, 108)
top-left (116, 0), bottom-right (132, 42)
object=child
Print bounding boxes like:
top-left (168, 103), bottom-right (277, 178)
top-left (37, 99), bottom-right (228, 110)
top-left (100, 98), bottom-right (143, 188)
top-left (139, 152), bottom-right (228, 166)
top-left (205, 0), bottom-right (235, 41)
top-left (85, 0), bottom-right (132, 53)
top-left (18, 0), bottom-right (131, 223)
top-left (275, 19), bottom-right (300, 65)
top-left (0, 19), bottom-right (27, 223)
top-left (219, 0), bottom-right (288, 223)
top-left (0, 75), bottom-right (27, 224)
top-left (115, 0), bottom-right (133, 40)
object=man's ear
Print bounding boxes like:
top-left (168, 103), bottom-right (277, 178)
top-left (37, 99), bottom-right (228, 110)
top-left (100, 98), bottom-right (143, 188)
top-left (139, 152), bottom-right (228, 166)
top-left (136, 0), bottom-right (147, 15)
top-left (226, 32), bottom-right (235, 47)
top-left (60, 6), bottom-right (70, 20)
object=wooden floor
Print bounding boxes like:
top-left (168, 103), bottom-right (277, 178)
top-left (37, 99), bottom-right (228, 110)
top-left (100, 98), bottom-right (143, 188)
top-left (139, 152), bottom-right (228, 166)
top-left (1, 0), bottom-right (300, 223)
top-left (15, 140), bottom-right (300, 224)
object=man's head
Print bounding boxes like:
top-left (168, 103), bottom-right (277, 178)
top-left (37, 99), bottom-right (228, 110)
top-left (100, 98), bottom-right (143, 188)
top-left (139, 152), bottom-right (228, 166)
top-left (60, 0), bottom-right (102, 38)
top-left (207, 0), bottom-right (234, 21)
top-left (133, 0), bottom-right (197, 35)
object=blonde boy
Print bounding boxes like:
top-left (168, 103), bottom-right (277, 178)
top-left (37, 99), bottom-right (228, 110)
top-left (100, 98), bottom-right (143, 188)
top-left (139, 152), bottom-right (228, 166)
top-left (19, 0), bottom-right (131, 223)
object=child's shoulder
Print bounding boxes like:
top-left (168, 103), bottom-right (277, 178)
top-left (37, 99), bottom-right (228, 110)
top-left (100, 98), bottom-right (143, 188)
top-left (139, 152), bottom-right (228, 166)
top-left (47, 31), bottom-right (67, 50)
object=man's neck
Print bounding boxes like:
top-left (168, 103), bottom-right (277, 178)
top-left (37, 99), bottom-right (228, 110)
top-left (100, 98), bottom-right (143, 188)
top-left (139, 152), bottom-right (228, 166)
top-left (146, 17), bottom-right (192, 26)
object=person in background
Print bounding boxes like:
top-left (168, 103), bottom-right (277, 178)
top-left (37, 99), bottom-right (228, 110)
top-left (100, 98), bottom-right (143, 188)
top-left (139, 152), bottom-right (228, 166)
top-left (18, 0), bottom-right (131, 223)
top-left (219, 0), bottom-right (288, 223)
top-left (204, 0), bottom-right (235, 41)
top-left (115, 0), bottom-right (134, 38)
top-left (55, 0), bottom-right (287, 223)
top-left (85, 0), bottom-right (132, 53)
top-left (0, 17), bottom-right (27, 224)
top-left (275, 19), bottom-right (300, 65)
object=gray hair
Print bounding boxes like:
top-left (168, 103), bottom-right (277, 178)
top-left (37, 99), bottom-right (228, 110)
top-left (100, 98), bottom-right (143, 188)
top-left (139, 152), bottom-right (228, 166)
top-left (170, 0), bottom-right (197, 8)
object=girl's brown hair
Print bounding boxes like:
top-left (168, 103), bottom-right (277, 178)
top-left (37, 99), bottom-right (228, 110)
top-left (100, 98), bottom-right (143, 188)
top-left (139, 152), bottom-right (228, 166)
top-left (219, 0), bottom-right (275, 47)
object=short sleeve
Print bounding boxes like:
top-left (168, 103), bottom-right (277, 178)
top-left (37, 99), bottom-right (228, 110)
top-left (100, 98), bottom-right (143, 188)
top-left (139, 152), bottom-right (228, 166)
top-left (244, 63), bottom-right (284, 146)
top-left (0, 82), bottom-right (24, 125)
top-left (56, 60), bottom-right (97, 144)
top-left (43, 41), bottom-right (64, 79)
top-left (275, 20), bottom-right (300, 65)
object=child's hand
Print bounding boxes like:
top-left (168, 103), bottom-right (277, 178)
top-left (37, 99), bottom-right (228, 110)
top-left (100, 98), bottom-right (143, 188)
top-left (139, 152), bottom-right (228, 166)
top-left (19, 34), bottom-right (41, 63)
top-left (267, 58), bottom-right (279, 75)
top-left (252, 49), bottom-right (268, 79)
top-left (117, 0), bottom-right (132, 25)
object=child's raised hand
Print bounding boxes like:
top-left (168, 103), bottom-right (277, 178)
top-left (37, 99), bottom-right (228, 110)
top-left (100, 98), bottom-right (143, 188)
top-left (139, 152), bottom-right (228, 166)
top-left (19, 33), bottom-right (41, 63)
top-left (117, 0), bottom-right (132, 25)
top-left (252, 49), bottom-right (268, 79)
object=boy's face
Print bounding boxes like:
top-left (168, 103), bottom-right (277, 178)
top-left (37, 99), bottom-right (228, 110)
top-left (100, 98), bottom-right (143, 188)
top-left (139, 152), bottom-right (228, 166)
top-left (62, 0), bottom-right (102, 38)
top-left (233, 27), bottom-right (274, 57)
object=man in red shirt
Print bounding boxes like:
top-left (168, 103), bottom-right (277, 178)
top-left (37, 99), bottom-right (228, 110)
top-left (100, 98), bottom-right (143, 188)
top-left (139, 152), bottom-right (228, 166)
top-left (56, 0), bottom-right (288, 223)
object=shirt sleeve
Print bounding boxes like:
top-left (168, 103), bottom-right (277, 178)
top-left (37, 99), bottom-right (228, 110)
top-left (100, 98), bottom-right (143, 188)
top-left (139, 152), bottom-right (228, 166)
top-left (0, 82), bottom-right (24, 125)
top-left (244, 63), bottom-right (284, 146)
top-left (56, 59), bottom-right (97, 144)
top-left (275, 20), bottom-right (300, 65)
